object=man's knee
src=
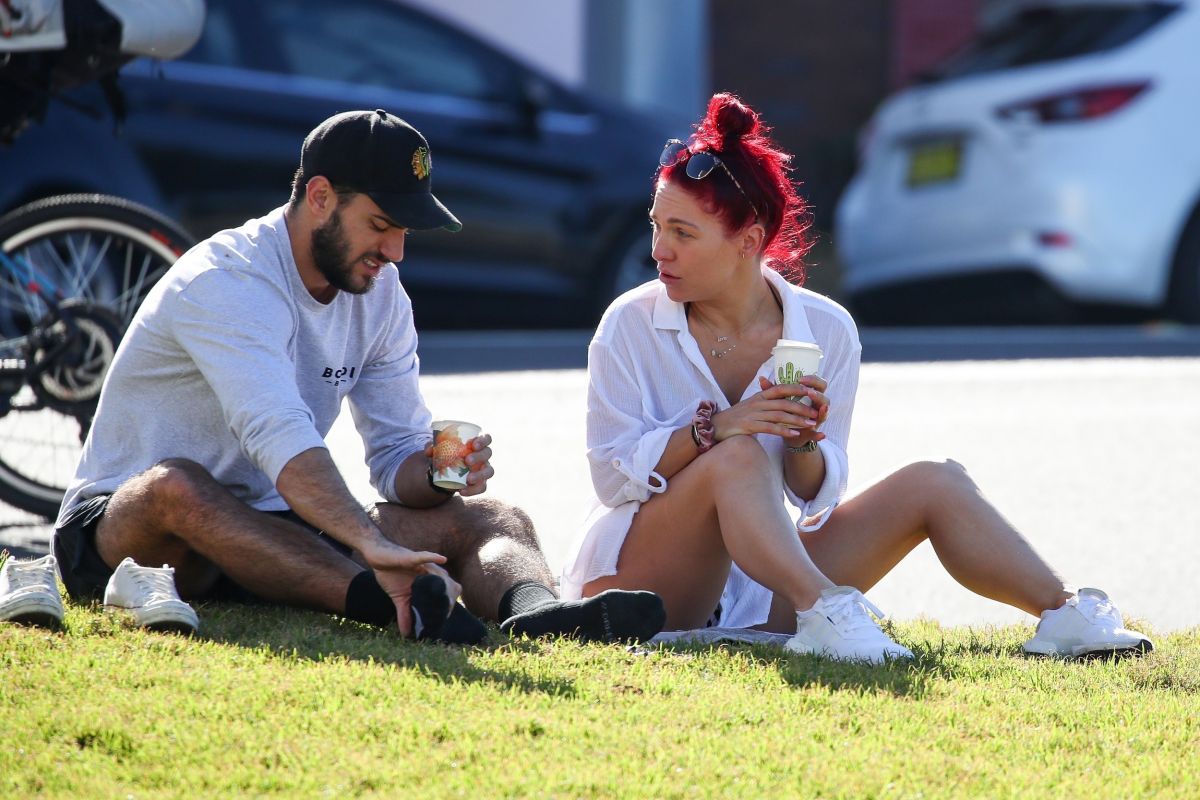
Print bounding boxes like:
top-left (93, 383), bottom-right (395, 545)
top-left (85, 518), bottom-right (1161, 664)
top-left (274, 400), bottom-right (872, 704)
top-left (117, 458), bottom-right (220, 525)
top-left (453, 497), bottom-right (539, 550)
top-left (372, 496), bottom-right (541, 554)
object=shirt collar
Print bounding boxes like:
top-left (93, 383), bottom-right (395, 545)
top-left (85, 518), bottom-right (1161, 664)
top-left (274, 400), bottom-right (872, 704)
top-left (651, 266), bottom-right (815, 344)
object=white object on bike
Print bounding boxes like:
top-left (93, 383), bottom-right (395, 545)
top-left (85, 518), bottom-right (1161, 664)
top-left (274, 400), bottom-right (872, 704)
top-left (0, 0), bottom-right (66, 51)
top-left (96, 0), bottom-right (206, 60)
top-left (0, 0), bottom-right (205, 59)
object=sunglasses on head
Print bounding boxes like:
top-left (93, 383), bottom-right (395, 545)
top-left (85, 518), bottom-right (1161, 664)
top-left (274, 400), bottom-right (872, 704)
top-left (659, 139), bottom-right (759, 219)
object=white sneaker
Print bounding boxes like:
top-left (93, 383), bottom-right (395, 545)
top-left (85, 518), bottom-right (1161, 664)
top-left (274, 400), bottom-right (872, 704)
top-left (0, 554), bottom-right (65, 628)
top-left (104, 557), bottom-right (199, 635)
top-left (785, 586), bottom-right (914, 664)
top-left (1022, 587), bottom-right (1152, 658)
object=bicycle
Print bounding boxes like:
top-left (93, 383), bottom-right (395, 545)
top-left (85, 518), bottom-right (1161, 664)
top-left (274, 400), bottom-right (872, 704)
top-left (0, 193), bottom-right (194, 519)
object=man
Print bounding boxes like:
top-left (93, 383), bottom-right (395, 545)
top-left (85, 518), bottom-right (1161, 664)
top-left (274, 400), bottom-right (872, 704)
top-left (50, 109), bottom-right (665, 643)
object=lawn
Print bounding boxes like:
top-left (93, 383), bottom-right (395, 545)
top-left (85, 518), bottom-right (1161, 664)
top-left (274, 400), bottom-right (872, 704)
top-left (2, 591), bottom-right (1197, 798)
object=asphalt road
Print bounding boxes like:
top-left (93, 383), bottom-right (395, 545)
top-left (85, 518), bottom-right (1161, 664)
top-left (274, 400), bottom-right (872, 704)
top-left (4, 327), bottom-right (1198, 634)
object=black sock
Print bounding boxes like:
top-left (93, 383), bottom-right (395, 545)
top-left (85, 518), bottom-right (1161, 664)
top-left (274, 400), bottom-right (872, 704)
top-left (344, 570), bottom-right (396, 627)
top-left (434, 602), bottom-right (489, 645)
top-left (411, 575), bottom-right (488, 645)
top-left (410, 574), bottom-right (451, 639)
top-left (498, 580), bottom-right (557, 620)
top-left (500, 588), bottom-right (666, 643)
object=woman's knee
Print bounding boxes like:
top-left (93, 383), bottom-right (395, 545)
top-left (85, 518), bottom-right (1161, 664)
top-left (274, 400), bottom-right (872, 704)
top-left (700, 435), bottom-right (771, 477)
top-left (896, 457), bottom-right (974, 494)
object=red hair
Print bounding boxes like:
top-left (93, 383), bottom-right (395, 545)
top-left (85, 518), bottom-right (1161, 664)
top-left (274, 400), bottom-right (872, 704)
top-left (657, 93), bottom-right (812, 283)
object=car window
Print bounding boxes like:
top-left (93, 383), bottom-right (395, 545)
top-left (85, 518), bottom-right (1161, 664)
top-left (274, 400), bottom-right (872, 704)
top-left (928, 3), bottom-right (1179, 81)
top-left (180, 2), bottom-right (242, 67)
top-left (255, 0), bottom-right (518, 102)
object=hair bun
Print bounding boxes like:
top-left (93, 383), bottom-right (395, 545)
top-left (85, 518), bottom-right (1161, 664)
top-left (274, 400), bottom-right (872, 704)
top-left (702, 92), bottom-right (759, 150)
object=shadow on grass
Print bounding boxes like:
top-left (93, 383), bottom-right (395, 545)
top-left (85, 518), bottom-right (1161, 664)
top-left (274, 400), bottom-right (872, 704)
top-left (183, 602), bottom-right (578, 698)
top-left (656, 641), bottom-right (944, 698)
top-left (650, 622), bottom-right (1039, 698)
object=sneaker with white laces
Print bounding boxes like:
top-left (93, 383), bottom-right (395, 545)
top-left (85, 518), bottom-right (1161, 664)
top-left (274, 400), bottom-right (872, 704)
top-left (785, 586), bottom-right (914, 664)
top-left (0, 554), bottom-right (65, 628)
top-left (104, 557), bottom-right (199, 635)
top-left (1022, 587), bottom-right (1152, 658)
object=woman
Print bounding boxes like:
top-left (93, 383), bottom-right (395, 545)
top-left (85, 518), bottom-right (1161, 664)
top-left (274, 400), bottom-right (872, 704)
top-left (560, 93), bottom-right (1152, 663)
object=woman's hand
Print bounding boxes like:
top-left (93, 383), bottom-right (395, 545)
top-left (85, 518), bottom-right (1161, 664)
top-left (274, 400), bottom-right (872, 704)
top-left (711, 375), bottom-right (830, 447)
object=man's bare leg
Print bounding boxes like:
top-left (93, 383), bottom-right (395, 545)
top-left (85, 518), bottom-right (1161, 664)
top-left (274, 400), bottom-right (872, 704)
top-left (371, 497), bottom-right (666, 641)
top-left (97, 459), bottom-right (361, 611)
top-left (371, 497), bottom-right (549, 613)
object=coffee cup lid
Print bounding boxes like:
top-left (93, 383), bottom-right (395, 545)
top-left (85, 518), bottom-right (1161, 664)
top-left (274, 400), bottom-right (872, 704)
top-left (771, 339), bottom-right (822, 353)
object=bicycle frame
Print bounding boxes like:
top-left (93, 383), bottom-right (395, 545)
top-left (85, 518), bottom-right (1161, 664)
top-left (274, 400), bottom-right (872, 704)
top-left (0, 248), bottom-right (81, 416)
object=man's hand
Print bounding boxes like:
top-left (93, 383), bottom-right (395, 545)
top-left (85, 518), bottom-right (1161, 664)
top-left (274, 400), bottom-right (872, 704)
top-left (458, 433), bottom-right (494, 496)
top-left (423, 432), bottom-right (495, 497)
top-left (357, 538), bottom-right (460, 636)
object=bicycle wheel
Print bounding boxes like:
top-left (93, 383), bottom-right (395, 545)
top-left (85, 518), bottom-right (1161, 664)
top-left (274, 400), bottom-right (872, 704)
top-left (0, 194), bottom-right (194, 519)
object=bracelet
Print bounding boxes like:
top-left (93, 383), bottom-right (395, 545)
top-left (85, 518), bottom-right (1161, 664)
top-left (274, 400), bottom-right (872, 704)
top-left (427, 467), bottom-right (457, 495)
top-left (691, 400), bottom-right (717, 454)
top-left (787, 440), bottom-right (818, 454)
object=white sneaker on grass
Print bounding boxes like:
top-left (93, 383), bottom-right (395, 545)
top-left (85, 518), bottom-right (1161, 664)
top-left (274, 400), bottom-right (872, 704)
top-left (0, 554), bottom-right (65, 628)
top-left (104, 557), bottom-right (199, 635)
top-left (1022, 587), bottom-right (1152, 658)
top-left (785, 586), bottom-right (914, 664)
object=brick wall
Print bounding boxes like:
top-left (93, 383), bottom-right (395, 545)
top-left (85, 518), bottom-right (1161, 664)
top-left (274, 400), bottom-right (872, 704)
top-left (708, 0), bottom-right (979, 230)
top-left (708, 0), bottom-right (890, 230)
top-left (891, 0), bottom-right (979, 88)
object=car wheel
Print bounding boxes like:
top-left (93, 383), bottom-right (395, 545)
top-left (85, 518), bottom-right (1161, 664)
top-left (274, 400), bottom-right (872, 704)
top-left (597, 223), bottom-right (655, 316)
top-left (1168, 207), bottom-right (1200, 323)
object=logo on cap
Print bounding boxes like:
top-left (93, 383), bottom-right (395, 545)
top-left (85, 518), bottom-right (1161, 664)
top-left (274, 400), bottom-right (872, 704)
top-left (411, 147), bottom-right (431, 180)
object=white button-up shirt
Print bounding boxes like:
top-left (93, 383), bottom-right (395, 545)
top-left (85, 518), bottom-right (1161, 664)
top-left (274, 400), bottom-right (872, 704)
top-left (559, 268), bottom-right (861, 628)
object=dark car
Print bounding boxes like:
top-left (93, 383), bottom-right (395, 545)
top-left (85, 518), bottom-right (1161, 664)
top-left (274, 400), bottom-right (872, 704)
top-left (0, 0), bottom-right (672, 328)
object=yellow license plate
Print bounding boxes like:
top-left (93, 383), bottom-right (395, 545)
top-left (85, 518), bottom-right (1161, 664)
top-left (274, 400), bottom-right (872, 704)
top-left (906, 138), bottom-right (962, 187)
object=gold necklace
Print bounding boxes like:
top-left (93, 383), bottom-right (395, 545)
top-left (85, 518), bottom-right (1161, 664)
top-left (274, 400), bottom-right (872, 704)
top-left (691, 291), bottom-right (770, 359)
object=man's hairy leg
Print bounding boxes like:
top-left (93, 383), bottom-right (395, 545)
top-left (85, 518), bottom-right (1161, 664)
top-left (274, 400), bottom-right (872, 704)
top-left (96, 458), bottom-right (359, 610)
top-left (370, 496), bottom-right (552, 618)
top-left (371, 497), bottom-right (664, 642)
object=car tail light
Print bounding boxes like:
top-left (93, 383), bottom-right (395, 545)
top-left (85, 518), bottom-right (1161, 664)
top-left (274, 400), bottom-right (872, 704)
top-left (1037, 231), bottom-right (1073, 248)
top-left (996, 82), bottom-right (1151, 124)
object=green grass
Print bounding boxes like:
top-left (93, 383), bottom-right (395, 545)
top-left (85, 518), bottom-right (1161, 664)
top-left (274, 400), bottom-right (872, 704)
top-left (1, 577), bottom-right (1197, 798)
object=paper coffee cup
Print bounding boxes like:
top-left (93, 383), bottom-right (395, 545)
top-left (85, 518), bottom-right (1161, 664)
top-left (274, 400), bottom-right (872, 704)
top-left (430, 420), bottom-right (482, 491)
top-left (771, 340), bottom-right (823, 406)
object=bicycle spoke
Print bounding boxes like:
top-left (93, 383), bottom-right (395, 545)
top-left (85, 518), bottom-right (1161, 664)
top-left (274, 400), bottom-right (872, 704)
top-left (113, 250), bottom-right (161, 323)
top-left (120, 243), bottom-right (136, 320)
top-left (4, 244), bottom-right (50, 322)
top-left (73, 232), bottom-right (113, 297)
top-left (40, 236), bottom-right (74, 297)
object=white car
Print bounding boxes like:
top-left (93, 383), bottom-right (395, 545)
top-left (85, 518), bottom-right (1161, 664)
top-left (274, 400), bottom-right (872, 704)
top-left (835, 0), bottom-right (1200, 324)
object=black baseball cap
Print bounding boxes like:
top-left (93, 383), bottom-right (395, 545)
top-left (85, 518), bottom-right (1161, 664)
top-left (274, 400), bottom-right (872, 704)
top-left (300, 109), bottom-right (462, 232)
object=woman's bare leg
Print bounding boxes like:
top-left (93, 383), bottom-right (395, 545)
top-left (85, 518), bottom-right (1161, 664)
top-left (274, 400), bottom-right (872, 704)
top-left (759, 458), bottom-right (1072, 631)
top-left (583, 436), bottom-right (833, 630)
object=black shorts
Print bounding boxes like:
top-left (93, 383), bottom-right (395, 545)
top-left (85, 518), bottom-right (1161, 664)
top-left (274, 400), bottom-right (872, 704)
top-left (52, 495), bottom-right (353, 603)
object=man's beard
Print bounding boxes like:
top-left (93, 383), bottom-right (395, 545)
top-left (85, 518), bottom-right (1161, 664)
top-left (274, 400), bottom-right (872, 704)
top-left (310, 209), bottom-right (379, 295)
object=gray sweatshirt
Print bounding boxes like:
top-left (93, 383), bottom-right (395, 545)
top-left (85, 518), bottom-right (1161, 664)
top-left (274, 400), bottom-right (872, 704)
top-left (56, 206), bottom-right (432, 524)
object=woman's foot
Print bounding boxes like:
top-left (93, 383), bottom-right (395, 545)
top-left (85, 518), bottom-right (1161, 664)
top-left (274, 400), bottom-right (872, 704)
top-left (1022, 588), bottom-right (1153, 658)
top-left (785, 586), bottom-right (913, 664)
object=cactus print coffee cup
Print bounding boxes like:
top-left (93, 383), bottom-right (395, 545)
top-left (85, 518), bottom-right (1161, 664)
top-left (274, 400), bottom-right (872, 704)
top-left (770, 340), bottom-right (823, 407)
top-left (430, 420), bottom-right (482, 491)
